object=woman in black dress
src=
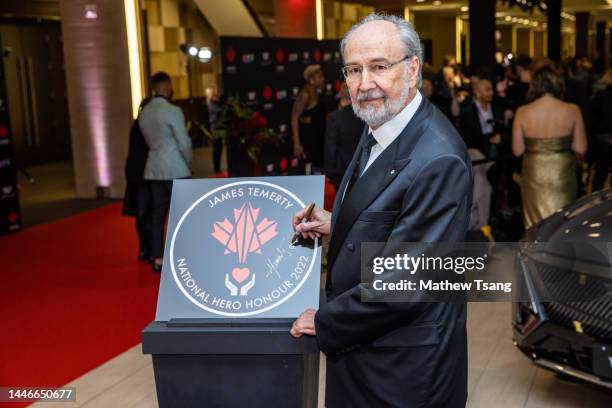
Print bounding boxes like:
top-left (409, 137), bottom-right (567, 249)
top-left (291, 65), bottom-right (326, 173)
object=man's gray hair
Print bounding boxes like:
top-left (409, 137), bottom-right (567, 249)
top-left (340, 13), bottom-right (423, 87)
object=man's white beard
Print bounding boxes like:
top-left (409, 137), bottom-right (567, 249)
top-left (351, 71), bottom-right (411, 129)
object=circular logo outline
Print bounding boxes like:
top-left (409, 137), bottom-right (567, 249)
top-left (169, 180), bottom-right (319, 316)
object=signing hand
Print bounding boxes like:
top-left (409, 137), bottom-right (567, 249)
top-left (292, 205), bottom-right (331, 239)
top-left (290, 308), bottom-right (317, 338)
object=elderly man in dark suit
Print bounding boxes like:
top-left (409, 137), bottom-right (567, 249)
top-left (290, 13), bottom-right (472, 408)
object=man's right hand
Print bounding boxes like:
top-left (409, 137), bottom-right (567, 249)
top-left (292, 205), bottom-right (331, 240)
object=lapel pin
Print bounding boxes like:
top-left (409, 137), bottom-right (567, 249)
top-left (390, 169), bottom-right (396, 175)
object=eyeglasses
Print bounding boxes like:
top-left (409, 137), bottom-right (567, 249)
top-left (341, 55), bottom-right (412, 81)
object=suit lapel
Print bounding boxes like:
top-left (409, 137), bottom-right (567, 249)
top-left (327, 97), bottom-right (434, 272)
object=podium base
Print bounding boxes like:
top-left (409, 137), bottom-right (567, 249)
top-left (142, 321), bottom-right (319, 408)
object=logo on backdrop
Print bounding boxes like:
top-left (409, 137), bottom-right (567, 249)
top-left (1, 185), bottom-right (14, 198)
top-left (169, 181), bottom-right (318, 316)
top-left (242, 53), bottom-right (255, 64)
top-left (276, 90), bottom-right (287, 101)
top-left (0, 125), bottom-right (9, 146)
top-left (7, 211), bottom-right (18, 224)
top-left (263, 86), bottom-right (273, 102)
top-left (334, 79), bottom-right (342, 92)
top-left (275, 48), bottom-right (285, 64)
top-left (262, 51), bottom-right (273, 67)
top-left (225, 47), bottom-right (236, 63)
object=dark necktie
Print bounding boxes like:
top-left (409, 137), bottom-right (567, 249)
top-left (347, 133), bottom-right (376, 194)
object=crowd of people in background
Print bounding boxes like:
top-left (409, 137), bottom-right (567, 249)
top-left (320, 54), bottom-right (612, 241)
top-left (123, 54), bottom-right (612, 269)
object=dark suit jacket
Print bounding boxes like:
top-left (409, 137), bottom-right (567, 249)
top-left (324, 105), bottom-right (364, 189)
top-left (315, 97), bottom-right (472, 408)
top-left (125, 119), bottom-right (149, 183)
top-left (459, 101), bottom-right (504, 159)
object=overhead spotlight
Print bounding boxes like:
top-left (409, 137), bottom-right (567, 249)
top-left (505, 15), bottom-right (512, 21)
top-left (198, 47), bottom-right (212, 61)
top-left (433, 0), bottom-right (441, 5)
top-left (180, 43), bottom-right (213, 63)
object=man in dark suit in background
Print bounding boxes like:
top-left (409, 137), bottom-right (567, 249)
top-left (324, 84), bottom-right (364, 190)
top-left (459, 78), bottom-right (505, 159)
top-left (290, 13), bottom-right (472, 408)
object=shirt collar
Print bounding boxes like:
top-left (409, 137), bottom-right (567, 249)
top-left (369, 90), bottom-right (423, 149)
top-left (475, 100), bottom-right (492, 115)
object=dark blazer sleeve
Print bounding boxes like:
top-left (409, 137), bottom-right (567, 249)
top-left (459, 106), bottom-right (481, 151)
top-left (315, 153), bottom-right (472, 355)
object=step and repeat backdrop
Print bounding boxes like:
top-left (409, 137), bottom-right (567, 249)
top-left (220, 36), bottom-right (343, 171)
top-left (0, 36), bottom-right (21, 235)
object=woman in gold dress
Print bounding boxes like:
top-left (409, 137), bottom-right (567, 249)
top-left (512, 66), bottom-right (587, 229)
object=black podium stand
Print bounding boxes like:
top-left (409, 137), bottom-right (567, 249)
top-left (142, 319), bottom-right (320, 408)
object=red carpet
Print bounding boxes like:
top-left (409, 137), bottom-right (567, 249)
top-left (0, 203), bottom-right (160, 407)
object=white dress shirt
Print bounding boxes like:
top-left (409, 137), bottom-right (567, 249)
top-left (475, 100), bottom-right (494, 135)
top-left (362, 90), bottom-right (423, 174)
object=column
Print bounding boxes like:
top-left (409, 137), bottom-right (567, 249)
top-left (546, 0), bottom-right (561, 62)
top-left (468, 0), bottom-right (495, 79)
top-left (575, 12), bottom-right (590, 59)
top-left (59, 0), bottom-right (137, 198)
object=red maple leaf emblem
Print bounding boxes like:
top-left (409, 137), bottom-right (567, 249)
top-left (0, 126), bottom-right (8, 138)
top-left (276, 48), bottom-right (284, 64)
top-left (314, 49), bottom-right (321, 62)
top-left (7, 211), bottom-right (18, 224)
top-left (263, 86), bottom-right (272, 101)
top-left (226, 47), bottom-right (236, 63)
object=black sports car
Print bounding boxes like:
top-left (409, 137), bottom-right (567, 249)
top-left (513, 188), bottom-right (612, 389)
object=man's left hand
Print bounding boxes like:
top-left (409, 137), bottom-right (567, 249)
top-left (290, 308), bottom-right (317, 338)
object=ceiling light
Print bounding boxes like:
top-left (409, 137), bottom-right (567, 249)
top-left (433, 0), bottom-right (442, 5)
top-left (460, 6), bottom-right (469, 12)
top-left (505, 15), bottom-right (512, 21)
top-left (188, 46), bottom-right (198, 56)
top-left (198, 48), bottom-right (212, 61)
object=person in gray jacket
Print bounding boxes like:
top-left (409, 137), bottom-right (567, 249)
top-left (139, 72), bottom-right (192, 272)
